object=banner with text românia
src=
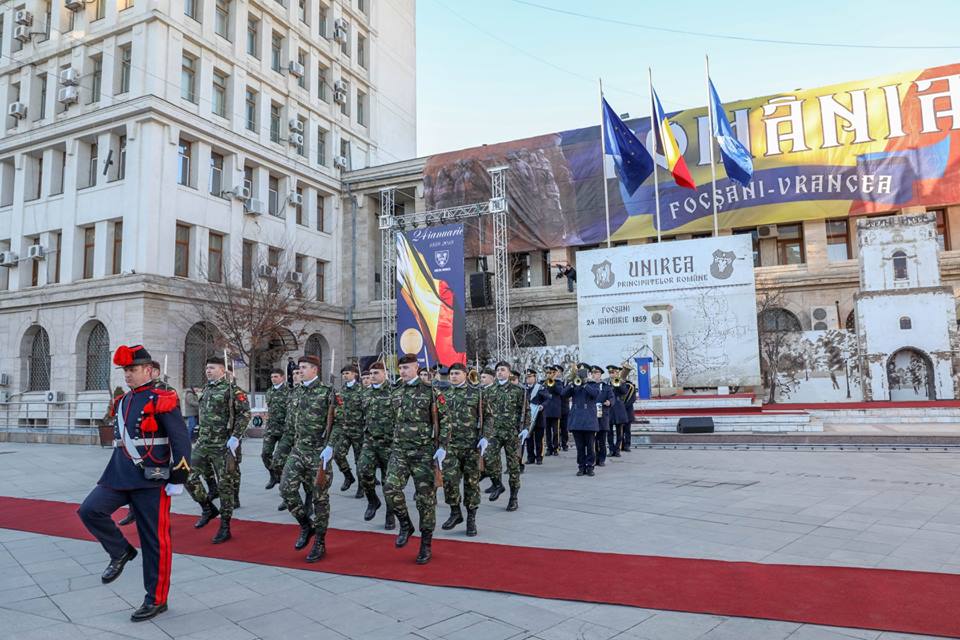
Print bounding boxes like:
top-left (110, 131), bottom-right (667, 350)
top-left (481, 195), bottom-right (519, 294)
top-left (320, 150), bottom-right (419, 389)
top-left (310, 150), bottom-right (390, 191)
top-left (396, 224), bottom-right (467, 367)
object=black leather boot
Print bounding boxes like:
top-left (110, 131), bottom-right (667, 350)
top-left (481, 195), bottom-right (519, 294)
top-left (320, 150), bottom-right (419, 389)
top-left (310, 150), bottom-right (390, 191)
top-left (415, 531), bottom-right (433, 565)
top-left (211, 518), bottom-right (231, 544)
top-left (101, 545), bottom-right (137, 583)
top-left (506, 488), bottom-right (519, 512)
top-left (305, 531), bottom-right (326, 562)
top-left (364, 493), bottom-right (381, 521)
top-left (194, 502), bottom-right (219, 529)
top-left (340, 469), bottom-right (355, 492)
top-left (294, 515), bottom-right (315, 550)
top-left (441, 506), bottom-right (463, 530)
top-left (395, 513), bottom-right (414, 548)
top-left (465, 508), bottom-right (477, 537)
top-left (488, 481), bottom-right (505, 502)
top-left (264, 470), bottom-right (279, 490)
top-left (586, 467), bottom-right (595, 477)
top-left (385, 508), bottom-right (396, 531)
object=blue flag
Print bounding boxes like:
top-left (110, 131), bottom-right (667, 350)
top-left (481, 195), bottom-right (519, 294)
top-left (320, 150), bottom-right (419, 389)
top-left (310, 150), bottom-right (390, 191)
top-left (601, 97), bottom-right (654, 195)
top-left (709, 80), bottom-right (753, 186)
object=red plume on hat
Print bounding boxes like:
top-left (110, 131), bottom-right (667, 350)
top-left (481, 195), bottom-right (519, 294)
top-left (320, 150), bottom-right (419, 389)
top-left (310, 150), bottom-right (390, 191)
top-left (113, 345), bottom-right (153, 367)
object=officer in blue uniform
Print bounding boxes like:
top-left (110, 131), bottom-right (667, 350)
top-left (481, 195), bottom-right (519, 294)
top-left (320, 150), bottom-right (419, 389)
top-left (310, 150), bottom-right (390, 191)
top-left (591, 366), bottom-right (614, 467)
top-left (557, 365), bottom-right (570, 452)
top-left (541, 365), bottom-right (564, 456)
top-left (619, 365), bottom-right (637, 452)
top-left (523, 369), bottom-right (548, 465)
top-left (78, 345), bottom-right (192, 622)
top-left (561, 366), bottom-right (599, 476)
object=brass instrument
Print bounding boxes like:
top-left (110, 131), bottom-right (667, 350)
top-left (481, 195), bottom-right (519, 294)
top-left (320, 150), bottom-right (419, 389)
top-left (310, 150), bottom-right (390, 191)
top-left (467, 369), bottom-right (479, 385)
top-left (612, 376), bottom-right (621, 387)
top-left (545, 378), bottom-right (555, 387)
top-left (573, 377), bottom-right (583, 386)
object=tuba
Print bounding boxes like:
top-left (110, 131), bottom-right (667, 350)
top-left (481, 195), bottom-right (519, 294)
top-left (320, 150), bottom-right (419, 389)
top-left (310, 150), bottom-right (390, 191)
top-left (612, 375), bottom-right (621, 387)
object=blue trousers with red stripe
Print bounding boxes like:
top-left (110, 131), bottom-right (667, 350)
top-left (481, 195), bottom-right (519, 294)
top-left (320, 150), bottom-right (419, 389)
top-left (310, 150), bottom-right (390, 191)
top-left (78, 485), bottom-right (172, 606)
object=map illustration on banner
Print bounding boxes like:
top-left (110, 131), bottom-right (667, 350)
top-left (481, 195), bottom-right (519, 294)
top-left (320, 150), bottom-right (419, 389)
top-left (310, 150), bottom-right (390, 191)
top-left (396, 223), bottom-right (467, 367)
top-left (423, 63), bottom-right (960, 251)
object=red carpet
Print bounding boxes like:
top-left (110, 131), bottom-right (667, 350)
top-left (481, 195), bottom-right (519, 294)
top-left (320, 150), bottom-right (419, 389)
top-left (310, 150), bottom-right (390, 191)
top-left (2, 496), bottom-right (959, 637)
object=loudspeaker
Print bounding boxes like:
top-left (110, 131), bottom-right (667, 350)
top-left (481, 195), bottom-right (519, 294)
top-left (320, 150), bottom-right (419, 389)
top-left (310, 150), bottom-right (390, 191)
top-left (469, 272), bottom-right (492, 308)
top-left (677, 417), bottom-right (714, 434)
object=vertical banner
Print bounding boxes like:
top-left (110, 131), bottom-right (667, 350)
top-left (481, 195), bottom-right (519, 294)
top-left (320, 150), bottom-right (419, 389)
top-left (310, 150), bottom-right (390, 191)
top-left (396, 223), bottom-right (467, 367)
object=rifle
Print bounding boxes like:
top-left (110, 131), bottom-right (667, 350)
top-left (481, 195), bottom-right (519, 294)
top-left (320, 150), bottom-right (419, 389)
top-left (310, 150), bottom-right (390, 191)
top-left (477, 392), bottom-right (485, 474)
top-left (431, 386), bottom-right (443, 490)
top-left (316, 397), bottom-right (336, 487)
top-left (224, 350), bottom-right (239, 475)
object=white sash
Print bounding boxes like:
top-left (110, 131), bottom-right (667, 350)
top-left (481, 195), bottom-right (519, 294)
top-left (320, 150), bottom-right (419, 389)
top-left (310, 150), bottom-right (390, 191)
top-left (117, 396), bottom-right (144, 466)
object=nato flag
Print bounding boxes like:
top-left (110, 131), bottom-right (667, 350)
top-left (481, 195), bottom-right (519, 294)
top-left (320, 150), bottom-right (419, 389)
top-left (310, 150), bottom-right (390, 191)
top-left (709, 80), bottom-right (754, 186)
top-left (602, 97), bottom-right (654, 196)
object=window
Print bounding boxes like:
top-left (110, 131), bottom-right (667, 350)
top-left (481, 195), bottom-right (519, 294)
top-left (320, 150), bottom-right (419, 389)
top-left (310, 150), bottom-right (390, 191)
top-left (117, 135), bottom-right (126, 180)
top-left (243, 165), bottom-right (254, 195)
top-left (30, 236), bottom-right (40, 286)
top-left (177, 139), bottom-right (192, 186)
top-left (26, 155), bottom-right (41, 201)
top-left (776, 223), bottom-right (804, 265)
top-left (118, 44), bottom-right (132, 93)
top-left (93, 0), bottom-right (105, 20)
top-left (269, 102), bottom-right (281, 142)
top-left (357, 34), bottom-right (366, 69)
top-left (120, 0), bottom-right (133, 9)
top-left (357, 89), bottom-right (366, 126)
top-left (541, 250), bottom-right (552, 286)
top-left (208, 232), bottom-right (224, 283)
top-left (340, 138), bottom-right (351, 166)
top-left (295, 186), bottom-right (305, 225)
top-left (175, 224), bottom-right (190, 277)
top-left (298, 0), bottom-right (307, 23)
top-left (340, 23), bottom-right (350, 57)
top-left (892, 250), bottom-right (908, 280)
top-left (246, 15), bottom-right (259, 57)
top-left (242, 240), bottom-right (254, 288)
top-left (37, 75), bottom-right (47, 120)
top-left (112, 221), bottom-right (123, 274)
top-left (245, 88), bottom-right (257, 131)
top-left (826, 219), bottom-right (850, 262)
top-left (761, 308), bottom-right (802, 332)
top-left (271, 31), bottom-right (283, 73)
top-left (87, 142), bottom-right (98, 189)
top-left (316, 127), bottom-right (327, 165)
top-left (294, 254), bottom-right (306, 297)
top-left (27, 327), bottom-right (51, 392)
top-left (184, 0), bottom-right (199, 22)
top-left (268, 246), bottom-right (281, 291)
top-left (899, 316), bottom-right (912, 330)
top-left (82, 226), bottom-right (96, 279)
top-left (40, 1), bottom-right (51, 41)
top-left (85, 323), bottom-right (110, 390)
top-left (181, 53), bottom-right (197, 103)
top-left (316, 193), bottom-right (326, 231)
top-left (215, 0), bottom-right (230, 39)
top-left (184, 323), bottom-right (218, 387)
top-left (212, 69), bottom-right (228, 117)
top-left (209, 152), bottom-right (224, 197)
top-left (733, 228), bottom-right (760, 267)
top-left (316, 259), bottom-right (326, 301)
top-left (510, 252), bottom-right (531, 288)
top-left (357, 0), bottom-right (366, 14)
top-left (53, 231), bottom-right (61, 282)
top-left (319, 5), bottom-right (328, 38)
top-left (268, 174), bottom-right (280, 216)
top-left (296, 49), bottom-right (307, 89)
top-left (90, 55), bottom-right (103, 103)
top-left (317, 63), bottom-right (328, 102)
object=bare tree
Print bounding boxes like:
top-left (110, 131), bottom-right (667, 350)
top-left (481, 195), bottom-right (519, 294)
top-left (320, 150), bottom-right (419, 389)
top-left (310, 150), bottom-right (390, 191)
top-left (756, 287), bottom-right (798, 404)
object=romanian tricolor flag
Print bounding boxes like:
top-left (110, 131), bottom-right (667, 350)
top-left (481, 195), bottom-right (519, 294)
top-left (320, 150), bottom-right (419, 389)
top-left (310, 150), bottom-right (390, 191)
top-left (651, 89), bottom-right (696, 190)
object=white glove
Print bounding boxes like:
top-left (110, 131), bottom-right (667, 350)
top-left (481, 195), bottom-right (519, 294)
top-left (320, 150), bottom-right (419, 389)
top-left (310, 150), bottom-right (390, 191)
top-left (226, 436), bottom-right (240, 455)
top-left (477, 437), bottom-right (489, 456)
top-left (320, 445), bottom-right (334, 466)
top-left (519, 429), bottom-right (529, 442)
top-left (433, 447), bottom-right (446, 469)
top-left (165, 483), bottom-right (184, 497)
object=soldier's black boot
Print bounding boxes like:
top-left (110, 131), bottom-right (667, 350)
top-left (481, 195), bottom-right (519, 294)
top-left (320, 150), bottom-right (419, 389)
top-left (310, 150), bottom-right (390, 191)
top-left (586, 466), bottom-right (595, 477)
top-left (415, 531), bottom-right (433, 565)
top-left (265, 470), bottom-right (280, 490)
top-left (211, 518), bottom-right (231, 544)
top-left (395, 513), bottom-right (414, 548)
top-left (207, 477), bottom-right (219, 501)
top-left (465, 509), bottom-right (478, 537)
top-left (194, 502), bottom-right (219, 529)
top-left (354, 484), bottom-right (364, 499)
top-left (385, 508), bottom-right (396, 531)
top-left (364, 492), bottom-right (381, 521)
top-left (305, 531), bottom-right (326, 563)
top-left (277, 502), bottom-right (287, 511)
top-left (506, 488), bottom-right (519, 512)
top-left (294, 514), bottom-right (314, 550)
top-left (118, 510), bottom-right (135, 526)
top-left (441, 506), bottom-right (463, 530)
top-left (577, 466), bottom-right (585, 477)
top-left (340, 469), bottom-right (355, 492)
top-left (483, 482), bottom-right (495, 494)
top-left (488, 481), bottom-right (505, 502)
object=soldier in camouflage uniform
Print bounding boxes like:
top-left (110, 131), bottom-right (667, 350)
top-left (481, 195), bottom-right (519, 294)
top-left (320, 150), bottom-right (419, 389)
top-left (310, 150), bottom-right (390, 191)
top-left (482, 361), bottom-right (528, 512)
top-left (361, 369), bottom-right (372, 389)
top-left (185, 356), bottom-right (250, 544)
top-left (261, 368), bottom-right (289, 490)
top-left (279, 355), bottom-right (336, 563)
top-left (438, 362), bottom-right (485, 536)
top-left (271, 368), bottom-right (301, 510)
top-left (384, 354), bottom-right (441, 564)
top-left (358, 361), bottom-right (396, 529)
top-left (331, 364), bottom-right (363, 496)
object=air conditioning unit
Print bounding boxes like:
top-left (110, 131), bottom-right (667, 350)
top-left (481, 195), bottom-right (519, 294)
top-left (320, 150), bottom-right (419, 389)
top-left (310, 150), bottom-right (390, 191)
top-left (27, 244), bottom-right (45, 260)
top-left (288, 118), bottom-right (304, 133)
top-left (288, 191), bottom-right (303, 206)
top-left (227, 185), bottom-right (251, 200)
top-left (809, 306), bottom-right (839, 331)
top-left (0, 251), bottom-right (17, 267)
top-left (757, 224), bottom-right (778, 239)
top-left (244, 198), bottom-right (265, 216)
top-left (333, 155), bottom-right (348, 170)
top-left (288, 132), bottom-right (304, 147)
top-left (333, 79), bottom-right (347, 93)
top-left (288, 60), bottom-right (305, 77)
top-left (333, 89), bottom-right (347, 105)
top-left (45, 390), bottom-right (66, 403)
top-left (59, 68), bottom-right (80, 86)
top-left (0, 373), bottom-right (10, 386)
top-left (287, 271), bottom-right (304, 284)
top-left (65, 0), bottom-right (85, 10)
top-left (334, 17), bottom-right (348, 30)
top-left (0, 391), bottom-right (11, 404)
top-left (14, 25), bottom-right (31, 43)
top-left (57, 86), bottom-right (79, 105)
top-left (258, 264), bottom-right (277, 279)
top-left (15, 10), bottom-right (34, 26)
top-left (7, 102), bottom-right (27, 119)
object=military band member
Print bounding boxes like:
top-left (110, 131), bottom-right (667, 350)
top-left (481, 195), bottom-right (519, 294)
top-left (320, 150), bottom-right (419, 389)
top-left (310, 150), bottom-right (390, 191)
top-left (524, 369), bottom-right (548, 465)
top-left (384, 353), bottom-right (440, 564)
top-left (358, 361), bottom-right (396, 530)
top-left (78, 345), bottom-right (191, 622)
top-left (591, 366), bottom-right (614, 467)
top-left (608, 365), bottom-right (628, 457)
top-left (331, 364), bottom-right (363, 496)
top-left (542, 365), bottom-right (564, 456)
top-left (563, 365), bottom-right (600, 476)
top-left (439, 362), bottom-right (485, 536)
top-left (280, 355), bottom-right (336, 562)
top-left (558, 364), bottom-right (571, 452)
top-left (185, 356), bottom-right (250, 544)
top-left (482, 361), bottom-right (528, 511)
top-left (262, 368), bottom-right (289, 489)
top-left (619, 365), bottom-right (637, 452)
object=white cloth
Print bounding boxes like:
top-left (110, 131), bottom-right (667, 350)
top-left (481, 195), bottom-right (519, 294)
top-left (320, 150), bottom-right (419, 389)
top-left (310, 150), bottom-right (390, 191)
top-left (433, 447), bottom-right (446, 469)
top-left (226, 436), bottom-right (239, 454)
top-left (302, 377), bottom-right (318, 387)
top-left (320, 445), bottom-right (334, 466)
top-left (477, 437), bottom-right (489, 456)
top-left (164, 484), bottom-right (184, 497)
top-left (519, 429), bottom-right (529, 442)
top-left (346, 380), bottom-right (356, 388)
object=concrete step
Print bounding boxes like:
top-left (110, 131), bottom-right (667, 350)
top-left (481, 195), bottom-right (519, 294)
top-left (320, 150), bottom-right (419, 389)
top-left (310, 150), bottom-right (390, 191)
top-left (634, 413), bottom-right (822, 433)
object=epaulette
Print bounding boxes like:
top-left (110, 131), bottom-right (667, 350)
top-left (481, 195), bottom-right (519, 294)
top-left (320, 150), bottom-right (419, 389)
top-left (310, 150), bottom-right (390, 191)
top-left (150, 388), bottom-right (180, 414)
top-left (234, 388), bottom-right (248, 404)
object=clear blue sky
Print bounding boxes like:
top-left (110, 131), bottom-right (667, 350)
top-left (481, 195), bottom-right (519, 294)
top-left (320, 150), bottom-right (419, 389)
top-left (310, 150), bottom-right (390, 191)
top-left (416, 0), bottom-right (960, 156)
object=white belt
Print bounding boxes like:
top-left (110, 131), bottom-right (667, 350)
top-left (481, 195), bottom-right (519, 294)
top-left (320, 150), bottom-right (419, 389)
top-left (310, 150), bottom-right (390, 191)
top-left (114, 437), bottom-right (170, 447)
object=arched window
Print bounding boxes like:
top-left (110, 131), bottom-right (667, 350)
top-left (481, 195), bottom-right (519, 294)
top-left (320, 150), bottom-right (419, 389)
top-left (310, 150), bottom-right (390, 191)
top-left (253, 328), bottom-right (299, 391)
top-left (760, 308), bottom-right (802, 332)
top-left (84, 322), bottom-right (111, 390)
top-left (892, 251), bottom-right (908, 280)
top-left (899, 316), bottom-right (912, 330)
top-left (305, 333), bottom-right (325, 358)
top-left (27, 327), bottom-right (51, 391)
top-left (513, 323), bottom-right (546, 348)
top-left (183, 322), bottom-right (218, 388)
top-left (845, 310), bottom-right (856, 332)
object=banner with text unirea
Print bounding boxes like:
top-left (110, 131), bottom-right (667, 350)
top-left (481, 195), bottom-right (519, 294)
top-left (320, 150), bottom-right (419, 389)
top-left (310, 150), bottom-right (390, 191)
top-left (423, 62), bottom-right (960, 250)
top-left (396, 223), bottom-right (467, 368)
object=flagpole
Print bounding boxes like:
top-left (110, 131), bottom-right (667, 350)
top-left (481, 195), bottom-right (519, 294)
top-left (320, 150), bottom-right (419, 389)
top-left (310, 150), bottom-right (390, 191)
top-left (648, 67), bottom-right (662, 243)
top-left (599, 78), bottom-right (612, 249)
top-left (706, 55), bottom-right (719, 237)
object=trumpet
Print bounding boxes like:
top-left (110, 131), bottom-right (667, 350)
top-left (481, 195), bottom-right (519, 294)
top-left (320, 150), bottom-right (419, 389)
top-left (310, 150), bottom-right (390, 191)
top-left (545, 378), bottom-right (555, 387)
top-left (467, 369), bottom-right (479, 385)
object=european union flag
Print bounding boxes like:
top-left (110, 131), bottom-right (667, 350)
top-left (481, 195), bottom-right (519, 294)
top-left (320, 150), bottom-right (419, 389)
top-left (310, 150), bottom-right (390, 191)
top-left (602, 97), bottom-right (654, 196)
top-left (709, 80), bottom-right (754, 186)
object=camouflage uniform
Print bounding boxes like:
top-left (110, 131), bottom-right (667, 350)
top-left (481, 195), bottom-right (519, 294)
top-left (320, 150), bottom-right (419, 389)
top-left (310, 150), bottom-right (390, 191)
top-left (271, 383), bottom-right (299, 471)
top-left (331, 382), bottom-right (364, 482)
top-left (384, 379), bottom-right (437, 532)
top-left (186, 378), bottom-right (250, 520)
top-left (261, 383), bottom-right (289, 473)
top-left (438, 384), bottom-right (482, 510)
top-left (482, 381), bottom-right (527, 492)
top-left (358, 382), bottom-right (394, 501)
top-left (280, 379), bottom-right (334, 533)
